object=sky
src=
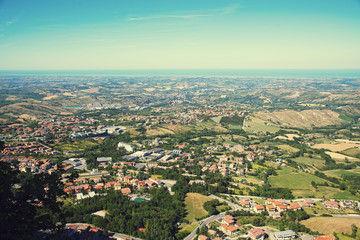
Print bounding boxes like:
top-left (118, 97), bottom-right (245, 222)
top-left (0, 0), bottom-right (359, 70)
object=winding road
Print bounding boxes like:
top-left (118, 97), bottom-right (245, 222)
top-left (184, 195), bottom-right (244, 240)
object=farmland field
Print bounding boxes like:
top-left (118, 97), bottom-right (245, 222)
top-left (312, 142), bottom-right (360, 152)
top-left (325, 151), bottom-right (359, 162)
top-left (243, 117), bottom-right (281, 133)
top-left (269, 167), bottom-right (328, 192)
top-left (341, 148), bottom-right (360, 158)
top-left (276, 144), bottom-right (300, 153)
top-left (323, 168), bottom-right (360, 178)
top-left (301, 217), bottom-right (360, 234)
top-left (293, 157), bottom-right (325, 169)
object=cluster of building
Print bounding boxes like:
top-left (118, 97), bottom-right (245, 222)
top-left (0, 156), bottom-right (57, 174)
top-left (63, 223), bottom-right (141, 240)
top-left (64, 169), bottom-right (164, 198)
top-left (1, 142), bottom-right (58, 155)
top-left (323, 200), bottom-right (358, 210)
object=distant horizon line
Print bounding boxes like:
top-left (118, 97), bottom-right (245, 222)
top-left (0, 68), bottom-right (359, 71)
top-left (0, 69), bottom-right (359, 78)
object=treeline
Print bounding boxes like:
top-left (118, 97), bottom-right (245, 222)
top-left (250, 184), bottom-right (294, 199)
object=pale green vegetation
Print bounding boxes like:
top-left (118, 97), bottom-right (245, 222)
top-left (293, 156), bottom-right (325, 168)
top-left (276, 144), bottom-right (300, 153)
top-left (184, 193), bottom-right (212, 222)
top-left (243, 117), bottom-right (281, 133)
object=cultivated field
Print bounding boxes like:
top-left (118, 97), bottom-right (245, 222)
top-left (312, 142), bottom-right (360, 152)
top-left (256, 110), bottom-right (343, 128)
top-left (301, 217), bottom-right (360, 234)
top-left (293, 156), bottom-right (325, 169)
top-left (269, 167), bottom-right (328, 193)
top-left (325, 151), bottom-right (359, 162)
top-left (324, 168), bottom-right (360, 178)
top-left (276, 144), bottom-right (300, 153)
top-left (342, 148), bottom-right (360, 157)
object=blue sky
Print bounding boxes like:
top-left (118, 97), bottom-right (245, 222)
top-left (0, 0), bottom-right (359, 70)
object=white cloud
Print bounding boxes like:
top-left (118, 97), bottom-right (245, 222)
top-left (127, 3), bottom-right (244, 21)
top-left (128, 14), bottom-right (211, 21)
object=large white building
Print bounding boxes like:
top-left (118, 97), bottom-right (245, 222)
top-left (117, 142), bottom-right (134, 152)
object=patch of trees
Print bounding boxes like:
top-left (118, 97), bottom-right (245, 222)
top-left (250, 184), bottom-right (294, 199)
top-left (64, 187), bottom-right (185, 240)
top-left (220, 115), bottom-right (244, 126)
top-left (203, 199), bottom-right (221, 216)
top-left (0, 161), bottom-right (65, 239)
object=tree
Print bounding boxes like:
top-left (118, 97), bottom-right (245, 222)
top-left (0, 141), bottom-right (65, 239)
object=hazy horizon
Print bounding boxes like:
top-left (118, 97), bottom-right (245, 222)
top-left (1, 69), bottom-right (359, 78)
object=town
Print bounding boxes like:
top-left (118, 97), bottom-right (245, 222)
top-left (1, 75), bottom-right (360, 240)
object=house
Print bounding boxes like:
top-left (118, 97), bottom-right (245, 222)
top-left (114, 182), bottom-right (121, 190)
top-left (198, 235), bottom-right (209, 240)
top-left (269, 211), bottom-right (281, 219)
top-left (272, 230), bottom-right (297, 240)
top-left (149, 177), bottom-right (160, 184)
top-left (249, 228), bottom-right (266, 240)
top-left (221, 224), bottom-right (239, 236)
top-left (121, 188), bottom-right (131, 195)
top-left (323, 201), bottom-right (340, 210)
top-left (254, 204), bottom-right (265, 213)
top-left (276, 205), bottom-right (288, 212)
top-left (266, 205), bottom-right (277, 212)
top-left (96, 157), bottom-right (112, 163)
top-left (241, 200), bottom-right (251, 208)
top-left (340, 200), bottom-right (355, 209)
top-left (288, 203), bottom-right (301, 211)
top-left (314, 235), bottom-right (336, 240)
top-left (117, 142), bottom-right (134, 152)
top-left (303, 198), bottom-right (315, 206)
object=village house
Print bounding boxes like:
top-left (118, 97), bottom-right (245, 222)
top-left (271, 230), bottom-right (297, 240)
top-left (323, 201), bottom-right (340, 210)
top-left (314, 235), bottom-right (336, 240)
top-left (220, 224), bottom-right (239, 236)
top-left (254, 204), bottom-right (266, 213)
top-left (198, 235), bottom-right (209, 240)
top-left (121, 187), bottom-right (132, 195)
top-left (249, 228), bottom-right (266, 240)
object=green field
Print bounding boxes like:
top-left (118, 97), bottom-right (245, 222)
top-left (341, 148), bottom-right (360, 158)
top-left (324, 168), bottom-right (360, 178)
top-left (269, 167), bottom-right (328, 191)
top-left (293, 156), bottom-right (325, 168)
top-left (243, 117), bottom-right (281, 133)
top-left (150, 174), bottom-right (163, 179)
top-left (184, 193), bottom-right (212, 222)
top-left (179, 222), bottom-right (198, 233)
top-left (53, 138), bottom-right (99, 151)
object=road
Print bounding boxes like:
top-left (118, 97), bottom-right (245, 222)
top-left (184, 212), bottom-right (226, 240)
top-left (333, 214), bottom-right (360, 218)
top-left (184, 194), bottom-right (246, 240)
top-left (209, 194), bottom-right (244, 211)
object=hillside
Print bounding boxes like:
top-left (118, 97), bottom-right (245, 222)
top-left (256, 109), bottom-right (344, 128)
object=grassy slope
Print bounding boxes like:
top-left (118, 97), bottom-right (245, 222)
top-left (184, 193), bottom-right (212, 222)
